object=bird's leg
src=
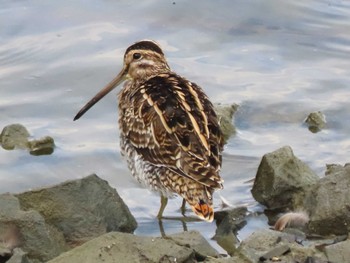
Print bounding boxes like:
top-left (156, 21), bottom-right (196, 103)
top-left (181, 219), bottom-right (188, 232)
top-left (157, 195), bottom-right (168, 219)
top-left (180, 198), bottom-right (187, 217)
top-left (158, 219), bottom-right (166, 237)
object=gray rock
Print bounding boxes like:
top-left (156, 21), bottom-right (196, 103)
top-left (168, 230), bottom-right (219, 258)
top-left (16, 174), bottom-right (137, 246)
top-left (6, 248), bottom-right (31, 263)
top-left (0, 245), bottom-right (12, 262)
top-left (48, 231), bottom-right (200, 263)
top-left (204, 256), bottom-right (251, 263)
top-left (325, 163), bottom-right (345, 176)
top-left (0, 193), bottom-right (67, 263)
top-left (259, 244), bottom-right (291, 261)
top-left (213, 231), bottom-right (239, 258)
top-left (287, 245), bottom-right (328, 263)
top-left (239, 229), bottom-right (289, 262)
top-left (0, 124), bottom-right (30, 150)
top-left (325, 238), bottom-right (350, 263)
top-left (0, 124), bottom-right (54, 156)
top-left (304, 164), bottom-right (350, 235)
top-left (305, 111), bottom-right (326, 133)
top-left (238, 229), bottom-right (328, 263)
top-left (214, 103), bottom-right (238, 144)
top-left (213, 207), bottom-right (247, 256)
top-left (28, 136), bottom-right (55, 156)
top-left (251, 146), bottom-right (319, 209)
top-left (214, 206), bottom-right (248, 233)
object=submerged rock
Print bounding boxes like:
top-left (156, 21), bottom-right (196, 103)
top-left (16, 174), bottom-right (137, 247)
top-left (28, 136), bottom-right (55, 156)
top-left (0, 123), bottom-right (55, 155)
top-left (304, 111), bottom-right (326, 133)
top-left (0, 124), bottom-right (30, 150)
top-left (304, 164), bottom-right (350, 235)
top-left (214, 103), bottom-right (238, 144)
top-left (251, 146), bottom-right (319, 209)
top-left (48, 231), bottom-right (219, 263)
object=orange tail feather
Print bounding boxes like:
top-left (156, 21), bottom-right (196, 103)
top-left (191, 200), bottom-right (214, 222)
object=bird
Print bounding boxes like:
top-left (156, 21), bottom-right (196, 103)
top-left (74, 40), bottom-right (224, 222)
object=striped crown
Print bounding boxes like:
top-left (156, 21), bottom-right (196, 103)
top-left (125, 40), bottom-right (164, 57)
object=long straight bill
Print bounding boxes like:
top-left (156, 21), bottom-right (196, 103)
top-left (73, 70), bottom-right (126, 121)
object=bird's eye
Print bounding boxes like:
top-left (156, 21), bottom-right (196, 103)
top-left (133, 53), bottom-right (142, 60)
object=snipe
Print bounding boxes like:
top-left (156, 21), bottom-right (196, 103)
top-left (74, 40), bottom-right (224, 222)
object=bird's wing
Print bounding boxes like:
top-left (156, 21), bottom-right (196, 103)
top-left (119, 73), bottom-right (224, 189)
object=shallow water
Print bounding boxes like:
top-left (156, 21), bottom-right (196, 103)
top-left (1, 0), bottom-right (350, 254)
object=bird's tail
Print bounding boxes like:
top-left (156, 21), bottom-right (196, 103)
top-left (191, 200), bottom-right (214, 222)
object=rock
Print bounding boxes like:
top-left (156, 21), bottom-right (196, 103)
top-left (214, 103), bottom-right (238, 144)
top-left (28, 136), bottom-right (55, 156)
top-left (16, 174), bottom-right (137, 247)
top-left (304, 111), bottom-right (326, 133)
top-left (214, 206), bottom-right (248, 233)
top-left (0, 245), bottom-right (12, 262)
top-left (48, 231), bottom-right (217, 263)
top-left (303, 164), bottom-right (350, 235)
top-left (204, 255), bottom-right (251, 263)
top-left (239, 229), bottom-right (289, 262)
top-left (251, 146), bottom-right (319, 209)
top-left (238, 229), bottom-right (328, 263)
top-left (0, 193), bottom-right (67, 263)
top-left (0, 124), bottom-right (30, 150)
top-left (0, 124), bottom-right (54, 156)
top-left (6, 248), bottom-right (31, 263)
top-left (168, 230), bottom-right (219, 259)
top-left (259, 244), bottom-right (291, 261)
top-left (324, 238), bottom-right (350, 263)
top-left (287, 245), bottom-right (329, 263)
top-left (0, 175), bottom-right (138, 262)
top-left (213, 207), bottom-right (247, 256)
top-left (325, 163), bottom-right (345, 176)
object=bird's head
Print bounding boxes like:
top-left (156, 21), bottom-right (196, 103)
top-left (74, 40), bottom-right (169, 121)
top-left (124, 40), bottom-right (170, 81)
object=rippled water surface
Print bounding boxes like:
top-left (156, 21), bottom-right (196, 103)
top-left (1, 0), bottom-right (350, 253)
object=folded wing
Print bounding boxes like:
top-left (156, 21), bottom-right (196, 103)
top-left (119, 73), bottom-right (224, 189)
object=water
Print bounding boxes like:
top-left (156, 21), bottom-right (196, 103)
top-left (1, 0), bottom-right (350, 254)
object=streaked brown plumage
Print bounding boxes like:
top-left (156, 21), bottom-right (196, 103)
top-left (74, 40), bottom-right (224, 222)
